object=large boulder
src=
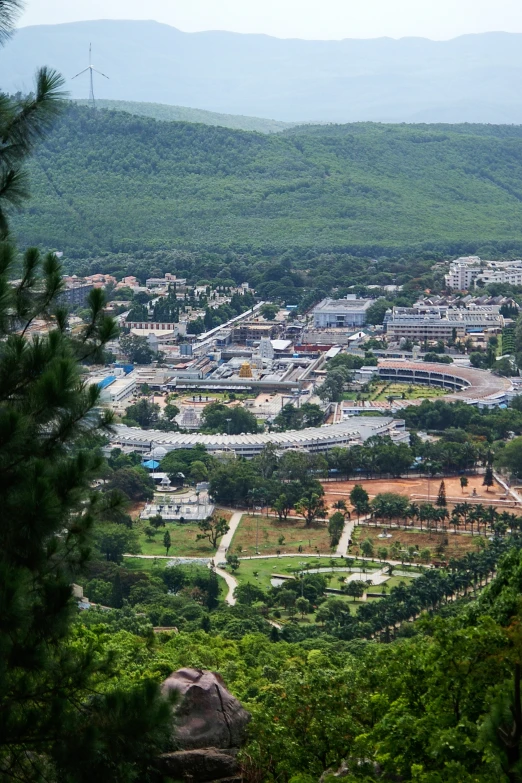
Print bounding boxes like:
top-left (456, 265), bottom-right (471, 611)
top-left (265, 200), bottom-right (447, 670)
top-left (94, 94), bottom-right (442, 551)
top-left (161, 668), bottom-right (251, 751)
top-left (157, 668), bottom-right (251, 782)
top-left (155, 748), bottom-right (240, 782)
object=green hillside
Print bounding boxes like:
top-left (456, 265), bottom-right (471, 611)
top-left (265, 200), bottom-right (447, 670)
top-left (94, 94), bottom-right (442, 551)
top-left (74, 99), bottom-right (295, 133)
top-left (12, 105), bottom-right (522, 258)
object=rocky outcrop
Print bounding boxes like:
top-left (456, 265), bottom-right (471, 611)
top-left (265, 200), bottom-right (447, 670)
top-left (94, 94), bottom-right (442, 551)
top-left (157, 668), bottom-right (251, 782)
top-left (155, 748), bottom-right (240, 782)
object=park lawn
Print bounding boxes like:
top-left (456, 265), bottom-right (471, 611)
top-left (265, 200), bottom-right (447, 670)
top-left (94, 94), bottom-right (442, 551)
top-left (135, 520), bottom-right (217, 558)
top-left (122, 556), bottom-right (158, 572)
top-left (368, 575), bottom-right (414, 594)
top-left (231, 514), bottom-right (332, 557)
top-left (232, 555), bottom-right (382, 590)
top-left (136, 509), bottom-right (232, 558)
top-left (351, 525), bottom-right (487, 563)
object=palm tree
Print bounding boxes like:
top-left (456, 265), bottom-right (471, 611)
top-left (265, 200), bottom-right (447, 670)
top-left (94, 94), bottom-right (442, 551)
top-left (482, 505), bottom-right (498, 536)
top-left (332, 499), bottom-right (351, 519)
top-left (454, 501), bottom-right (472, 532)
top-left (407, 502), bottom-right (419, 529)
top-left (471, 504), bottom-right (487, 537)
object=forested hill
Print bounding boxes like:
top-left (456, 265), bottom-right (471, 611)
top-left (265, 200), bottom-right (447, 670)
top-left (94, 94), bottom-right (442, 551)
top-left (74, 100), bottom-right (295, 134)
top-left (12, 105), bottom-right (522, 258)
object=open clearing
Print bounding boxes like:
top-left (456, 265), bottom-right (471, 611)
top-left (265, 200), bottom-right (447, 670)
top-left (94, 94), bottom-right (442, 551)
top-left (234, 555), bottom-right (395, 591)
top-left (134, 510), bottom-right (232, 558)
top-left (231, 514), bottom-right (332, 557)
top-left (323, 474), bottom-right (506, 513)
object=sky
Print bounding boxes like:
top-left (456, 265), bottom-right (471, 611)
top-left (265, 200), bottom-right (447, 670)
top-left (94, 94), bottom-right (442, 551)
top-left (18, 0), bottom-right (522, 40)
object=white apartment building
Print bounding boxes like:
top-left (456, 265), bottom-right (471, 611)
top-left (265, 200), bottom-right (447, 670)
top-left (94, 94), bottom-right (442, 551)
top-left (475, 261), bottom-right (522, 287)
top-left (445, 256), bottom-right (522, 290)
top-left (444, 256), bottom-right (483, 290)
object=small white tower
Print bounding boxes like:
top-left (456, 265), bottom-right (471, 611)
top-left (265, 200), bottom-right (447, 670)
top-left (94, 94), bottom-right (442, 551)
top-left (258, 337), bottom-right (274, 361)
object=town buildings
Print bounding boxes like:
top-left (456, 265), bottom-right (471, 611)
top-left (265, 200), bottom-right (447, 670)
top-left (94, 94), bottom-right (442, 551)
top-left (445, 255), bottom-right (522, 290)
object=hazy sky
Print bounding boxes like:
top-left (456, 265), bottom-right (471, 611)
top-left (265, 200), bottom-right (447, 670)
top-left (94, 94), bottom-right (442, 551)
top-left (19, 0), bottom-right (522, 40)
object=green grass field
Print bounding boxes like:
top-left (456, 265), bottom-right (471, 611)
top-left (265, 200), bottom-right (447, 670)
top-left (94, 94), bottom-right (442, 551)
top-left (135, 520), bottom-right (218, 558)
top-left (232, 555), bottom-right (383, 590)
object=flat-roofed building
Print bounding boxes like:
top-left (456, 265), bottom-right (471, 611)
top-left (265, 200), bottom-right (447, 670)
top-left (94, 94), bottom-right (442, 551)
top-left (232, 320), bottom-right (281, 343)
top-left (384, 306), bottom-right (503, 342)
top-left (313, 296), bottom-right (373, 328)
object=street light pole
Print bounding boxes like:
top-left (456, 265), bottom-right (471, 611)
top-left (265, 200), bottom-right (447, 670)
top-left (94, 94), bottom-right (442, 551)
top-left (226, 417), bottom-right (231, 435)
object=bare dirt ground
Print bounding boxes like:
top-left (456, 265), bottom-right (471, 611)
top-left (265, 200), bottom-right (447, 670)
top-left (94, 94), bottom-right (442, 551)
top-left (323, 474), bottom-right (512, 513)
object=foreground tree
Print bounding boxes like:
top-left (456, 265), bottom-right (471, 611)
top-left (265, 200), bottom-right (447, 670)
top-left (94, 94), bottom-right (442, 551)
top-left (0, 246), bottom-right (173, 779)
top-left (0, 7), bottom-right (175, 776)
top-left (197, 514), bottom-right (230, 548)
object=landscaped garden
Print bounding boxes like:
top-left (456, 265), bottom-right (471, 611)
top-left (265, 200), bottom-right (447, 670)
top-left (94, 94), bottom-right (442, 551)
top-left (349, 381), bottom-right (449, 402)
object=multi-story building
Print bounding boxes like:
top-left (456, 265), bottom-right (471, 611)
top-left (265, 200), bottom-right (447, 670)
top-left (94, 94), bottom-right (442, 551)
top-left (384, 305), bottom-right (504, 342)
top-left (444, 256), bottom-right (483, 290)
top-left (445, 256), bottom-right (522, 290)
top-left (312, 296), bottom-right (373, 328)
top-left (58, 278), bottom-right (94, 306)
top-left (232, 320), bottom-right (281, 343)
top-left (474, 261), bottom-right (522, 287)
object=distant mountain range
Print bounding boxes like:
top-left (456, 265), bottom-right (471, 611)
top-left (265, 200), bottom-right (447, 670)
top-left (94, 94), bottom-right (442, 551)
top-left (4, 20), bottom-right (522, 123)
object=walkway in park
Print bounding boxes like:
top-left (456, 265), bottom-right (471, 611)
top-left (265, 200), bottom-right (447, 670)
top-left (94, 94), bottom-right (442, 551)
top-left (215, 511), bottom-right (243, 563)
top-left (210, 511), bottom-right (243, 605)
top-left (336, 518), bottom-right (354, 557)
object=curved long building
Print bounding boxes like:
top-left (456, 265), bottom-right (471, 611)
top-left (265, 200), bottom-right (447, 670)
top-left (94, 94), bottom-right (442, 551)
top-left (376, 360), bottom-right (512, 403)
top-left (111, 417), bottom-right (408, 459)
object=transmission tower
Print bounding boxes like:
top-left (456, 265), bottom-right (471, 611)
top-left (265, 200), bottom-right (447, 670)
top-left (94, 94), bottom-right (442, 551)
top-left (72, 44), bottom-right (109, 108)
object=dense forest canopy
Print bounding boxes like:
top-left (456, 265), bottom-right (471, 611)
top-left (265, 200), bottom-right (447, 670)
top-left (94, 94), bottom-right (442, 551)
top-left (12, 105), bottom-right (522, 261)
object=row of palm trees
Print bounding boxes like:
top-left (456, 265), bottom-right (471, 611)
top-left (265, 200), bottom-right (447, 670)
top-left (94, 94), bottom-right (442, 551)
top-left (367, 495), bottom-right (520, 538)
top-left (342, 539), bottom-right (509, 641)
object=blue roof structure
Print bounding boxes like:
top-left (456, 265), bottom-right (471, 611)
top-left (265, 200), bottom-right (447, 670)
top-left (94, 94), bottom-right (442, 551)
top-left (98, 375), bottom-right (116, 390)
top-left (142, 459), bottom-right (160, 470)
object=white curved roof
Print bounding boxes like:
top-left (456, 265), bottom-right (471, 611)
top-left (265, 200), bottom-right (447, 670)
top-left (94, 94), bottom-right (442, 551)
top-left (112, 417), bottom-right (400, 455)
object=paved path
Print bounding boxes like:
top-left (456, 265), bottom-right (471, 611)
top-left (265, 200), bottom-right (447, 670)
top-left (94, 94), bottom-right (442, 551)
top-left (215, 511), bottom-right (243, 562)
top-left (214, 566), bottom-right (238, 606)
top-left (336, 518), bottom-right (354, 557)
top-left (209, 511), bottom-right (244, 605)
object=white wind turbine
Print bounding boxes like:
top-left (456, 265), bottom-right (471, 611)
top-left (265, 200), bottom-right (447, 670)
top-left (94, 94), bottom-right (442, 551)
top-left (72, 44), bottom-right (109, 108)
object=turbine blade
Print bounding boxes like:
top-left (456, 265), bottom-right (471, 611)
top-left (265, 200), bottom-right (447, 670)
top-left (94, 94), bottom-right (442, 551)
top-left (72, 66), bottom-right (90, 79)
top-left (91, 67), bottom-right (109, 79)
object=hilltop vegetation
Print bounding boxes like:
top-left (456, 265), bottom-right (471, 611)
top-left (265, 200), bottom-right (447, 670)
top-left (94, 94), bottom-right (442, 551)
top-left (75, 99), bottom-right (295, 133)
top-left (12, 105), bottom-right (522, 262)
